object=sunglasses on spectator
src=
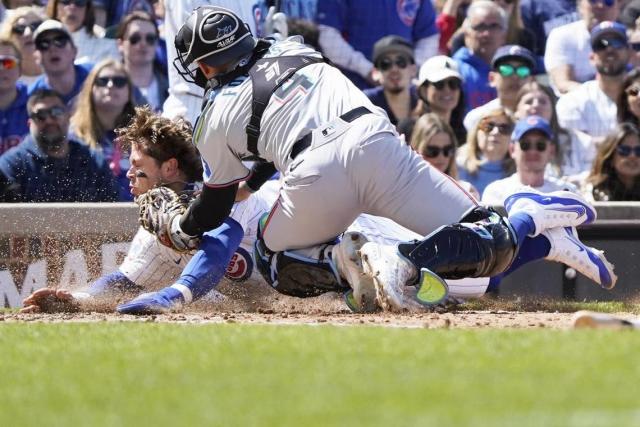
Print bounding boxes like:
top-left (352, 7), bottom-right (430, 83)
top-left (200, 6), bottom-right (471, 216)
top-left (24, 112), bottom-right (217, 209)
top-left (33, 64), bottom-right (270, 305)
top-left (593, 38), bottom-right (627, 52)
top-left (29, 106), bottom-right (66, 122)
top-left (377, 56), bottom-right (412, 72)
top-left (479, 121), bottom-right (513, 135)
top-left (471, 22), bottom-right (503, 32)
top-left (518, 140), bottom-right (548, 152)
top-left (422, 145), bottom-right (454, 158)
top-left (59, 0), bottom-right (88, 6)
top-left (128, 33), bottom-right (158, 46)
top-left (95, 76), bottom-right (129, 88)
top-left (588, 0), bottom-right (615, 6)
top-left (616, 144), bottom-right (640, 157)
top-left (0, 56), bottom-right (19, 70)
top-left (630, 42), bottom-right (640, 52)
top-left (36, 35), bottom-right (70, 51)
top-left (432, 78), bottom-right (461, 91)
top-left (11, 21), bottom-right (42, 35)
top-left (497, 64), bottom-right (531, 78)
top-left (625, 85), bottom-right (640, 96)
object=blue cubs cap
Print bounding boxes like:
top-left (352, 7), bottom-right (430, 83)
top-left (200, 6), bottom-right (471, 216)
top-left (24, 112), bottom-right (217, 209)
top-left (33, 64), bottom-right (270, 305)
top-left (491, 44), bottom-right (536, 70)
top-left (511, 115), bottom-right (553, 141)
top-left (590, 21), bottom-right (628, 48)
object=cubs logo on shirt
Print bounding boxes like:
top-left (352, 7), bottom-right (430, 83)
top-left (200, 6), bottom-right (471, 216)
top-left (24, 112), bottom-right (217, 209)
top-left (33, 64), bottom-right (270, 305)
top-left (397, 0), bottom-right (420, 27)
top-left (225, 246), bottom-right (254, 281)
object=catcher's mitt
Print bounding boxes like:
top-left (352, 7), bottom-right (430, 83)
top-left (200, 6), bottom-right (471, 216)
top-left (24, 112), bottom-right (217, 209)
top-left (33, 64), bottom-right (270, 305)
top-left (136, 186), bottom-right (199, 252)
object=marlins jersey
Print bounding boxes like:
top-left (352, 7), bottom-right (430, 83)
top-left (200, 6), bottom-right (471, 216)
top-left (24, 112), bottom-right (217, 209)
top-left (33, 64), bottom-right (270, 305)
top-left (118, 181), bottom-right (279, 290)
top-left (193, 37), bottom-right (389, 186)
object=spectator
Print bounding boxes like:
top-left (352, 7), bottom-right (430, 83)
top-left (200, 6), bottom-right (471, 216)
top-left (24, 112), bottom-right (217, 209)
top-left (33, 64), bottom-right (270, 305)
top-left (457, 107), bottom-right (515, 195)
top-left (0, 6), bottom-right (46, 86)
top-left (116, 11), bottom-right (167, 112)
top-left (452, 0), bottom-right (507, 111)
top-left (436, 0), bottom-right (472, 54)
top-left (0, 38), bottom-right (30, 155)
top-left (409, 113), bottom-right (479, 199)
top-left (447, 0), bottom-right (536, 56)
top-left (364, 36), bottom-right (418, 128)
top-left (413, 55), bottom-right (466, 144)
top-left (70, 58), bottom-right (135, 201)
top-left (463, 44), bottom-right (535, 131)
top-left (29, 19), bottom-right (92, 107)
top-left (93, 0), bottom-right (154, 31)
top-left (544, 0), bottom-right (621, 94)
top-left (617, 68), bottom-right (640, 126)
top-left (46, 0), bottom-right (120, 65)
top-left (618, 0), bottom-right (640, 28)
top-left (0, 88), bottom-right (119, 202)
top-left (628, 20), bottom-right (640, 69)
top-left (483, 115), bottom-right (577, 205)
top-left (316, 0), bottom-right (439, 89)
top-left (556, 21), bottom-right (630, 141)
top-left (519, 0), bottom-right (578, 59)
top-left (585, 122), bottom-right (640, 201)
top-left (514, 81), bottom-right (596, 182)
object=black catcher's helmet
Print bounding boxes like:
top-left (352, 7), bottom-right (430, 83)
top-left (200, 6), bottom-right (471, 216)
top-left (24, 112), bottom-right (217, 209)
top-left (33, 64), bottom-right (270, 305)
top-left (174, 6), bottom-right (257, 87)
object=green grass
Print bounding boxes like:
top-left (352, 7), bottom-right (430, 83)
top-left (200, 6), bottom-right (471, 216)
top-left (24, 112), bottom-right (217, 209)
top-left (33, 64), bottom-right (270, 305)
top-left (1, 324), bottom-right (639, 427)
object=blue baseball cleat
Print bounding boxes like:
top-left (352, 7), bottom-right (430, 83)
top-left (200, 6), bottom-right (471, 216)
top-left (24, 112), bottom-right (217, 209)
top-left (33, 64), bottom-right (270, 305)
top-left (117, 287), bottom-right (186, 315)
top-left (543, 226), bottom-right (617, 290)
top-left (504, 189), bottom-right (597, 236)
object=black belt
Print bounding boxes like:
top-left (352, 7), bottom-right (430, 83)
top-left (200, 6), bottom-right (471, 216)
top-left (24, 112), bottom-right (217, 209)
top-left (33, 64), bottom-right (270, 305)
top-left (290, 106), bottom-right (371, 159)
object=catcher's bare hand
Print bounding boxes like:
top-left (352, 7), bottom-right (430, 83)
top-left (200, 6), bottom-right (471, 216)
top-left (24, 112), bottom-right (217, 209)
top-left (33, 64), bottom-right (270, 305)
top-left (21, 288), bottom-right (80, 313)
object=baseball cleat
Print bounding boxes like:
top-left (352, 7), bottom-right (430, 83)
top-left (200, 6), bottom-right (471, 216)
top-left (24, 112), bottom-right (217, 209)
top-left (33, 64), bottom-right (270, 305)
top-left (117, 288), bottom-right (184, 315)
top-left (543, 227), bottom-right (617, 289)
top-left (333, 232), bottom-right (377, 313)
top-left (572, 310), bottom-right (640, 329)
top-left (414, 268), bottom-right (450, 307)
top-left (504, 189), bottom-right (597, 236)
top-left (358, 242), bottom-right (416, 312)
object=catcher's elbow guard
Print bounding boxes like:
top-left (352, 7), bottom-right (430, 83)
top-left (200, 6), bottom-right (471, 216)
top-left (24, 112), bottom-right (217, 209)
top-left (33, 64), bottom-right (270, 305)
top-left (397, 206), bottom-right (517, 279)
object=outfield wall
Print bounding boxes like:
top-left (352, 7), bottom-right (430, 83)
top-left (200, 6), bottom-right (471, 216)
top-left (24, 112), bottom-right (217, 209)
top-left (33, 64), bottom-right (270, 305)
top-left (0, 202), bottom-right (639, 308)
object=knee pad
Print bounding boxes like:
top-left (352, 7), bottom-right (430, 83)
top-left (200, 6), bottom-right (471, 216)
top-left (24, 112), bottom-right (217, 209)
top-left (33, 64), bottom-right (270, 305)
top-left (397, 206), bottom-right (517, 279)
top-left (254, 214), bottom-right (346, 298)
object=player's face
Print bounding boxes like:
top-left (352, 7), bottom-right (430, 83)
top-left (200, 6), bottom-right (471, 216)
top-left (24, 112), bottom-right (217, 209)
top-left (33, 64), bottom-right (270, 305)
top-left (613, 133), bottom-right (640, 183)
top-left (515, 90), bottom-right (553, 121)
top-left (419, 131), bottom-right (454, 174)
top-left (376, 53), bottom-right (416, 94)
top-left (92, 65), bottom-right (130, 113)
top-left (477, 115), bottom-right (512, 161)
top-left (511, 131), bottom-right (555, 174)
top-left (127, 145), bottom-right (164, 197)
top-left (119, 19), bottom-right (158, 66)
top-left (56, 0), bottom-right (87, 32)
top-left (422, 78), bottom-right (461, 114)
top-left (0, 45), bottom-right (21, 91)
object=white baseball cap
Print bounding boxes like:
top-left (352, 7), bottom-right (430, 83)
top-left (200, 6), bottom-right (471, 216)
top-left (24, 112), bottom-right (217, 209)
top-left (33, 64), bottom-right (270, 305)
top-left (418, 55), bottom-right (462, 87)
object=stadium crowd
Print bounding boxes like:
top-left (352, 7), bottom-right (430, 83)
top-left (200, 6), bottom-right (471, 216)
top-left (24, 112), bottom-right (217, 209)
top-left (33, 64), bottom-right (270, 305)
top-left (0, 0), bottom-right (638, 204)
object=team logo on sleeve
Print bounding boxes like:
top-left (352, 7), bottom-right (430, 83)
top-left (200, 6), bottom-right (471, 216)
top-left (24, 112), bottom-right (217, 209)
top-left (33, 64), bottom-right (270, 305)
top-left (225, 246), bottom-right (254, 281)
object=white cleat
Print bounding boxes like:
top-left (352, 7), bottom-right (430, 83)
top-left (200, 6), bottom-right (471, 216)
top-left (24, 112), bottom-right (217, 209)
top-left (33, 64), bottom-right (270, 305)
top-left (332, 232), bottom-right (377, 312)
top-left (504, 188), bottom-right (597, 236)
top-left (358, 242), bottom-right (417, 312)
top-left (543, 226), bottom-right (617, 290)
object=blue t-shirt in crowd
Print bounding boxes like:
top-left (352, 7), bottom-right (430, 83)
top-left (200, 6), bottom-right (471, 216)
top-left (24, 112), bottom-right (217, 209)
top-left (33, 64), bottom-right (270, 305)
top-left (277, 0), bottom-right (318, 20)
top-left (317, 0), bottom-right (437, 89)
top-left (457, 159), bottom-right (509, 197)
top-left (0, 136), bottom-right (119, 202)
top-left (452, 47), bottom-right (496, 112)
top-left (28, 63), bottom-right (93, 107)
top-left (0, 82), bottom-right (29, 156)
top-left (519, 0), bottom-right (578, 57)
top-left (363, 85), bottom-right (419, 126)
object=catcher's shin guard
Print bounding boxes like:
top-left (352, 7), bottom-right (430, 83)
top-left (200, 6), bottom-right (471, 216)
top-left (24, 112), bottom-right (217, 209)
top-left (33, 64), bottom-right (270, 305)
top-left (397, 206), bottom-right (517, 280)
top-left (254, 214), bottom-right (347, 298)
